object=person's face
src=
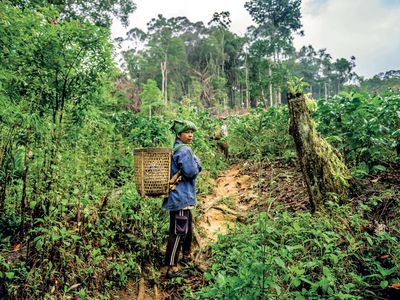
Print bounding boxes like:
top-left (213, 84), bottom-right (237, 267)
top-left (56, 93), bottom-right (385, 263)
top-left (178, 130), bottom-right (194, 144)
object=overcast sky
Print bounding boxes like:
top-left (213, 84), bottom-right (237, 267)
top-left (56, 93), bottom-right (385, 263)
top-left (111, 0), bottom-right (400, 79)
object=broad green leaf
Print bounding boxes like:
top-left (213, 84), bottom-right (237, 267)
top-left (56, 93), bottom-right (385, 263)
top-left (274, 257), bottom-right (285, 269)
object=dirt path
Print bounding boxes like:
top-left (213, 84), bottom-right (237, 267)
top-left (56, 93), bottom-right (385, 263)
top-left (116, 161), bottom-right (309, 299)
top-left (195, 165), bottom-right (257, 248)
top-left (115, 164), bottom-right (258, 300)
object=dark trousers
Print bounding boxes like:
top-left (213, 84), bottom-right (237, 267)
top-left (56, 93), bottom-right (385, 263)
top-left (164, 209), bottom-right (193, 267)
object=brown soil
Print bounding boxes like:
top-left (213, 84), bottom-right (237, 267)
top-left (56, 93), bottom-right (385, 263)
top-left (195, 160), bottom-right (310, 249)
top-left (115, 161), bottom-right (400, 299)
top-left (115, 160), bottom-right (310, 299)
top-left (196, 165), bottom-right (257, 247)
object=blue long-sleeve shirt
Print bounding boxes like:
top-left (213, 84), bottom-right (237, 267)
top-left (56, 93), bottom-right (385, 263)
top-left (162, 140), bottom-right (202, 211)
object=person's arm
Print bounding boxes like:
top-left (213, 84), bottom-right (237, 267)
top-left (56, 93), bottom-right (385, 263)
top-left (176, 147), bottom-right (201, 179)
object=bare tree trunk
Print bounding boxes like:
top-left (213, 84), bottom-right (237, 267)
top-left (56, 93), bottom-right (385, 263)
top-left (165, 62), bottom-right (168, 102)
top-left (0, 135), bottom-right (13, 213)
top-left (20, 126), bottom-right (31, 241)
top-left (221, 32), bottom-right (225, 74)
top-left (275, 86), bottom-right (279, 106)
top-left (161, 60), bottom-right (168, 103)
top-left (318, 84), bottom-right (321, 99)
top-left (161, 62), bottom-right (165, 100)
top-left (19, 145), bottom-right (28, 241)
top-left (278, 86), bottom-right (281, 105)
top-left (324, 82), bottom-right (328, 100)
top-left (262, 88), bottom-right (267, 108)
top-left (245, 53), bottom-right (250, 109)
top-left (240, 84), bottom-right (244, 109)
top-left (269, 67), bottom-right (273, 106)
top-left (288, 94), bottom-right (351, 211)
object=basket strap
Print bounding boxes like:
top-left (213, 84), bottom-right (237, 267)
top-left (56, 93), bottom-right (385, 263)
top-left (172, 144), bottom-right (186, 154)
top-left (169, 170), bottom-right (182, 190)
top-left (171, 144), bottom-right (186, 172)
top-left (169, 144), bottom-right (187, 190)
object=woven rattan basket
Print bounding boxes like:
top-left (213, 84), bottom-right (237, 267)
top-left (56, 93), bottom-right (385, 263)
top-left (134, 147), bottom-right (172, 197)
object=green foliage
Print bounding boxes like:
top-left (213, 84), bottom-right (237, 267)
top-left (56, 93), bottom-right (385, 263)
top-left (0, 80), bottom-right (170, 297)
top-left (245, 0), bottom-right (302, 36)
top-left (196, 207), bottom-right (400, 299)
top-left (359, 70), bottom-right (400, 93)
top-left (139, 79), bottom-right (164, 118)
top-left (314, 91), bottom-right (400, 176)
top-left (1, 185), bottom-right (167, 299)
top-left (228, 90), bottom-right (399, 175)
top-left (129, 115), bottom-right (172, 147)
top-left (287, 76), bottom-right (309, 95)
top-left (293, 46), bottom-right (357, 99)
top-left (120, 2), bottom-right (364, 109)
top-left (212, 76), bottom-right (229, 107)
top-left (1, 2), bottom-right (399, 299)
top-left (228, 107), bottom-right (294, 161)
top-left (0, 3), bottom-right (163, 298)
top-left (8, 0), bottom-right (136, 27)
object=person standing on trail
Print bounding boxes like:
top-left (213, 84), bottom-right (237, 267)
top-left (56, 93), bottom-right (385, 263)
top-left (163, 120), bottom-right (202, 278)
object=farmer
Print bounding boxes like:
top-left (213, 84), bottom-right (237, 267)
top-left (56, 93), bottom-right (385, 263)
top-left (163, 120), bottom-right (202, 278)
top-left (209, 119), bottom-right (229, 159)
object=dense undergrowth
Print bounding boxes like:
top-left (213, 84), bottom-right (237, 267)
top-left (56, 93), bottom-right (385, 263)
top-left (192, 92), bottom-right (399, 299)
top-left (194, 199), bottom-right (399, 299)
top-left (315, 92), bottom-right (400, 177)
top-left (1, 2), bottom-right (399, 299)
top-left (1, 87), bottom-right (399, 298)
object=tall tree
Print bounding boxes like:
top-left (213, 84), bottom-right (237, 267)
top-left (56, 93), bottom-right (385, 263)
top-left (139, 79), bottom-right (164, 118)
top-left (145, 15), bottom-right (190, 103)
top-left (317, 48), bottom-right (333, 99)
top-left (332, 56), bottom-right (356, 94)
top-left (245, 0), bottom-right (302, 105)
top-left (208, 11), bottom-right (232, 75)
top-left (293, 45), bottom-right (319, 96)
top-left (0, 2), bottom-right (113, 240)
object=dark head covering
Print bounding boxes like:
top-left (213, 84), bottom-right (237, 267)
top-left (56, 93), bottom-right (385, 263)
top-left (171, 120), bottom-right (197, 135)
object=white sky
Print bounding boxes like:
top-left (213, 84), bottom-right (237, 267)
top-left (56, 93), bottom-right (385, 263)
top-left (111, 0), bottom-right (400, 79)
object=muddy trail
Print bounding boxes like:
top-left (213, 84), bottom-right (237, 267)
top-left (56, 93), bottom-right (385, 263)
top-left (195, 159), bottom-right (310, 248)
top-left (116, 160), bottom-right (310, 300)
top-left (115, 160), bottom-right (400, 299)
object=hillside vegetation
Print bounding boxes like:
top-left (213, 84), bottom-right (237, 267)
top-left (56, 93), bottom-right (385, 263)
top-left (0, 1), bottom-right (399, 299)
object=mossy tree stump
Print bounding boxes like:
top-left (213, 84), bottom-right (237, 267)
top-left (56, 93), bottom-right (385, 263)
top-left (288, 93), bottom-right (351, 211)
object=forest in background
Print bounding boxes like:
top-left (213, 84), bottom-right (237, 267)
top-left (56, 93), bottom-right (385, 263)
top-left (117, 3), bottom-right (400, 111)
top-left (0, 0), bottom-right (399, 299)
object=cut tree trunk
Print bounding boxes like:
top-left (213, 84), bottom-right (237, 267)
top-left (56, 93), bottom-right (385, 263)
top-left (288, 93), bottom-right (351, 211)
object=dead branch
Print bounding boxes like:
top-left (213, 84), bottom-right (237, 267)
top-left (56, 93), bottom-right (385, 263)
top-left (213, 205), bottom-right (241, 216)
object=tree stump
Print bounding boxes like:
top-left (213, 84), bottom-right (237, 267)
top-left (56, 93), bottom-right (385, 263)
top-left (288, 93), bottom-right (351, 211)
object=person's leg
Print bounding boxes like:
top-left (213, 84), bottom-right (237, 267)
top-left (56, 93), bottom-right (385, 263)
top-left (164, 210), bottom-right (181, 268)
top-left (182, 209), bottom-right (192, 259)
